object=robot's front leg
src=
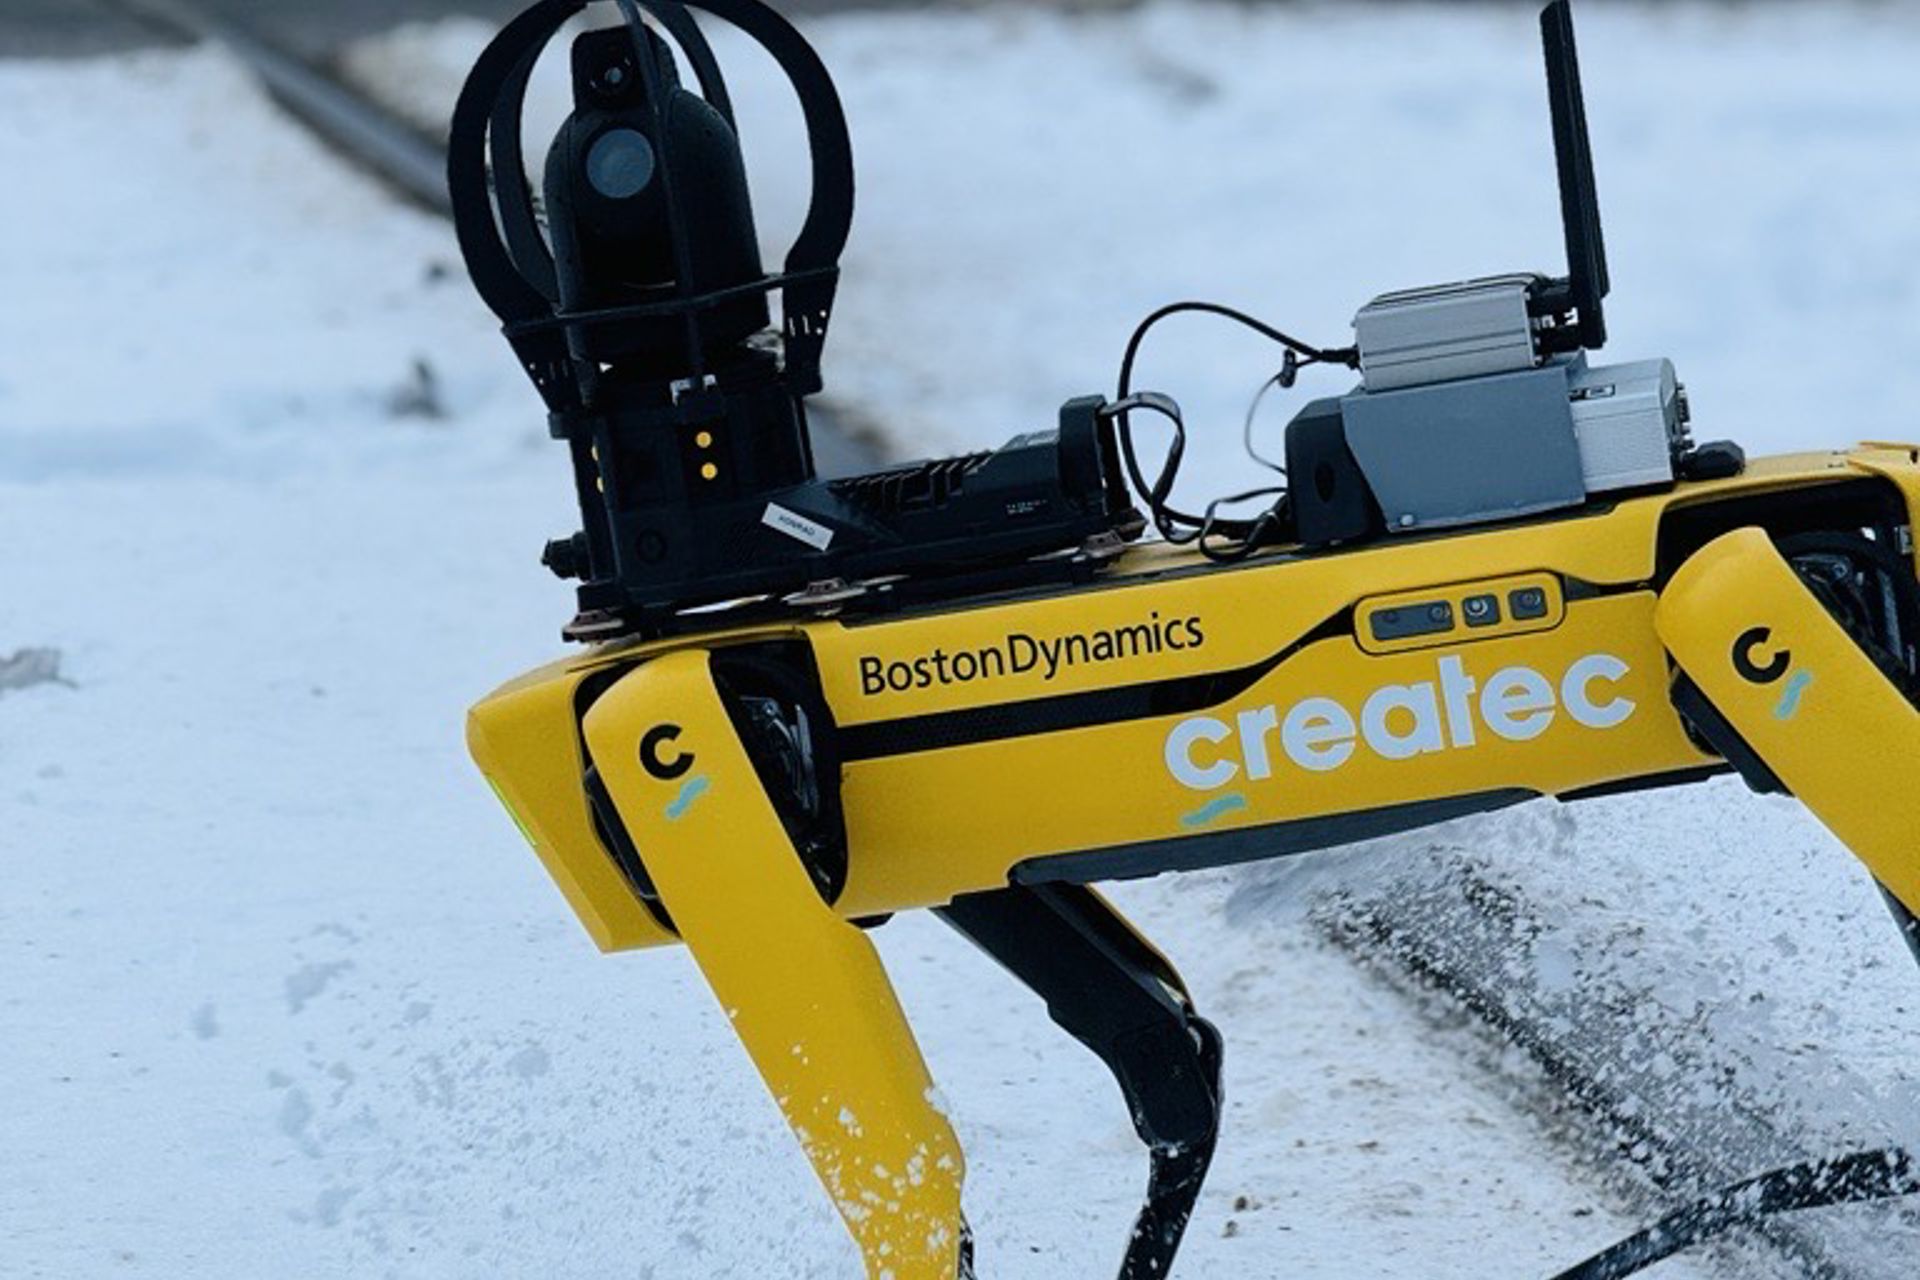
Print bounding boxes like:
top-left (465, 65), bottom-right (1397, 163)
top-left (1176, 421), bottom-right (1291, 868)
top-left (1657, 526), bottom-right (1920, 963)
top-left (583, 651), bottom-right (971, 1280)
top-left (939, 883), bottom-right (1223, 1279)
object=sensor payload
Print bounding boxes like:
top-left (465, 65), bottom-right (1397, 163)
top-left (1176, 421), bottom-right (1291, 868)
top-left (1286, 3), bottom-right (1736, 547)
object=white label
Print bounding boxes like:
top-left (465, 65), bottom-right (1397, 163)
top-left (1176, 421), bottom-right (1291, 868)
top-left (1164, 650), bottom-right (1638, 791)
top-left (762, 504), bottom-right (835, 551)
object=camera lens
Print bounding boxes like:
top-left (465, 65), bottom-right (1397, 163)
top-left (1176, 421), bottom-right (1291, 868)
top-left (586, 128), bottom-right (658, 200)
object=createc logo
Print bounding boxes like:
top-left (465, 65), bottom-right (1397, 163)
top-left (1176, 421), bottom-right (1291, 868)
top-left (1733, 627), bottom-right (1815, 720)
top-left (1731, 627), bottom-right (1791, 685)
top-left (641, 725), bottom-right (710, 821)
top-left (640, 724), bottom-right (694, 781)
top-left (1165, 652), bottom-right (1636, 792)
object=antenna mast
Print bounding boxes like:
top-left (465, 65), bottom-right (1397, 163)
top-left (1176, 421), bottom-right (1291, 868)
top-left (1537, 0), bottom-right (1610, 352)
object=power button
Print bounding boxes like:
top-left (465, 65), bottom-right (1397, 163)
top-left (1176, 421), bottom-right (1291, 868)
top-left (1509, 587), bottom-right (1551, 621)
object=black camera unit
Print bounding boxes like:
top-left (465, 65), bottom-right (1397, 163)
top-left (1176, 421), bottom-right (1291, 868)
top-left (449, 0), bottom-right (1138, 640)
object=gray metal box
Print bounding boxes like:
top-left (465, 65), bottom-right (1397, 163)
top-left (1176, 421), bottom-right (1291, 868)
top-left (1341, 359), bottom-right (1587, 533)
top-left (1568, 358), bottom-right (1682, 493)
top-left (1355, 277), bottom-right (1539, 393)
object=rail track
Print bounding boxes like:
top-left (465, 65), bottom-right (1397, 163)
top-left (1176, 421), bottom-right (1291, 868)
top-left (1320, 869), bottom-right (1901, 1279)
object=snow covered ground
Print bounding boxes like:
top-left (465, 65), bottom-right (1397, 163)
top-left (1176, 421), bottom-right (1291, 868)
top-left (4, 4), bottom-right (1919, 1278)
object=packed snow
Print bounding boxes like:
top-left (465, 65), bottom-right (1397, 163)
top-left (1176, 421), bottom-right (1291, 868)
top-left (5, 3), bottom-right (1920, 1278)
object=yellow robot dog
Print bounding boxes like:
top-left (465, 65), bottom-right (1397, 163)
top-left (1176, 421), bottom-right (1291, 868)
top-left (449, 1), bottom-right (1920, 1275)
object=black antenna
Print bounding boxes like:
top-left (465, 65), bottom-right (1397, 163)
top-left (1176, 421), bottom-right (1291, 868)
top-left (1539, 0), bottom-right (1609, 351)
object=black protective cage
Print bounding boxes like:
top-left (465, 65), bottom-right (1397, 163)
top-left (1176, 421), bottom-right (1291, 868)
top-left (448, 0), bottom-right (855, 416)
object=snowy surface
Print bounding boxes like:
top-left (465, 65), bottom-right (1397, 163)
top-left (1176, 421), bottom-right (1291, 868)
top-left (5, 4), bottom-right (1920, 1278)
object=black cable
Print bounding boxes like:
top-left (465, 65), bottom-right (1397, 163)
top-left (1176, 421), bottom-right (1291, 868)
top-left (1197, 486), bottom-right (1288, 564)
top-left (1551, 1148), bottom-right (1920, 1280)
top-left (1110, 301), bottom-right (1356, 557)
top-left (1107, 392), bottom-right (1281, 557)
top-left (1185, 364), bottom-right (1308, 563)
top-left (1242, 368), bottom-right (1291, 478)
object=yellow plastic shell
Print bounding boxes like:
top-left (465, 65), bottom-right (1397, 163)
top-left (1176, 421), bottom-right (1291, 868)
top-left (469, 448), bottom-right (1920, 950)
top-left (582, 652), bottom-right (968, 1279)
top-left (1656, 526), bottom-right (1920, 916)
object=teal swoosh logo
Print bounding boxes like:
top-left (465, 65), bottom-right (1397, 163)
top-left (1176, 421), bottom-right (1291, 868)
top-left (1182, 792), bottom-right (1249, 828)
top-left (665, 775), bottom-right (710, 821)
top-left (1774, 670), bottom-right (1814, 720)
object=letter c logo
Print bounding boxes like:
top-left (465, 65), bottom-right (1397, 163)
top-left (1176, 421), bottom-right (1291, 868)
top-left (1732, 627), bottom-right (1791, 685)
top-left (1165, 717), bottom-right (1238, 792)
top-left (640, 724), bottom-right (694, 781)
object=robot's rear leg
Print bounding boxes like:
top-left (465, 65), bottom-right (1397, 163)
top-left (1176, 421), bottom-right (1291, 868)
top-left (939, 883), bottom-right (1223, 1280)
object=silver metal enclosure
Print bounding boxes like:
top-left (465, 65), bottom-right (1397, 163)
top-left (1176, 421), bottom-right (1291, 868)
top-left (1355, 277), bottom-right (1541, 393)
top-left (1568, 358), bottom-right (1684, 493)
top-left (1338, 350), bottom-right (1686, 534)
